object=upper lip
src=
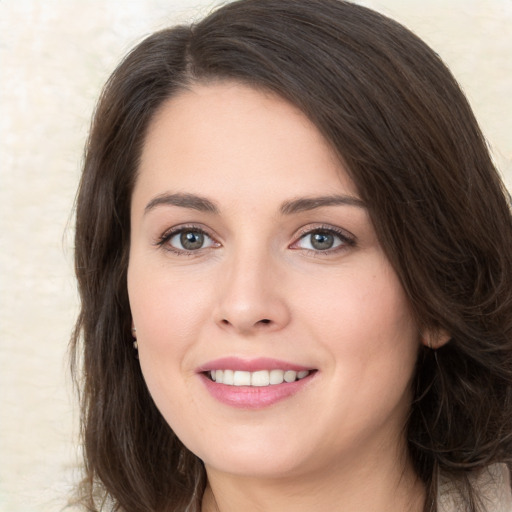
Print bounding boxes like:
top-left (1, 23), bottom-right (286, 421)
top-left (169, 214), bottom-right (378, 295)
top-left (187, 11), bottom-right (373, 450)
top-left (197, 357), bottom-right (313, 373)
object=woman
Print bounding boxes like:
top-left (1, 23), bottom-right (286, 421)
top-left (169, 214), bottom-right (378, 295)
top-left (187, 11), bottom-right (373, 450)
top-left (71, 0), bottom-right (512, 510)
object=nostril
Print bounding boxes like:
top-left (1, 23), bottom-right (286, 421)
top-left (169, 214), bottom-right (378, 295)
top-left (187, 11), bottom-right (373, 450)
top-left (259, 319), bottom-right (271, 324)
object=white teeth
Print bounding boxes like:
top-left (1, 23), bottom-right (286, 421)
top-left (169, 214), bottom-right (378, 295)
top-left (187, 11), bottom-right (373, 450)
top-left (209, 369), bottom-right (311, 386)
top-left (223, 369), bottom-right (234, 385)
top-left (269, 369), bottom-right (284, 385)
top-left (284, 370), bottom-right (297, 382)
top-left (283, 370), bottom-right (297, 382)
top-left (233, 371), bottom-right (251, 386)
top-left (251, 370), bottom-right (270, 387)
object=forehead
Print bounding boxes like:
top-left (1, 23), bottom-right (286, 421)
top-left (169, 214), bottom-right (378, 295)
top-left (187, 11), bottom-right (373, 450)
top-left (135, 81), bottom-right (358, 204)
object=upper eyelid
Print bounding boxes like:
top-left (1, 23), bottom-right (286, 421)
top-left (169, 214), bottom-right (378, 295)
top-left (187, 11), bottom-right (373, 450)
top-left (154, 223), bottom-right (356, 250)
top-left (154, 224), bottom-right (220, 250)
top-left (293, 224), bottom-right (356, 242)
top-left (288, 226), bottom-right (357, 254)
top-left (159, 223), bottom-right (216, 240)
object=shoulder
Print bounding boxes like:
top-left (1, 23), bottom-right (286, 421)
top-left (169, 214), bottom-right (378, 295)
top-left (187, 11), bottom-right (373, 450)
top-left (438, 463), bottom-right (512, 512)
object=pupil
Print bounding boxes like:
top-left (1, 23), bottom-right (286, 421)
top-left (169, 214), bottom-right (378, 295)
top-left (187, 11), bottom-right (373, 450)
top-left (181, 231), bottom-right (204, 250)
top-left (311, 232), bottom-right (334, 250)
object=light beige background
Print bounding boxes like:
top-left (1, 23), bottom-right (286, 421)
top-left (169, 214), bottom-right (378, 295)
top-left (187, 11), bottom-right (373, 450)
top-left (1, 1), bottom-right (510, 511)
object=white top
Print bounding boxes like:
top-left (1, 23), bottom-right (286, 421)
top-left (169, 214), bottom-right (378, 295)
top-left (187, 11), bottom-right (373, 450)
top-left (438, 464), bottom-right (512, 512)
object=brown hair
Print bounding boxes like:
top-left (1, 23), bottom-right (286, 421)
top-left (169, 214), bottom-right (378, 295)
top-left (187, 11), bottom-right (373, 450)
top-left (71, 1), bottom-right (512, 510)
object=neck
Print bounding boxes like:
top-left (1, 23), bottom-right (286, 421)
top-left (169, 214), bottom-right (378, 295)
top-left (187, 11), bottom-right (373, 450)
top-left (201, 445), bottom-right (425, 512)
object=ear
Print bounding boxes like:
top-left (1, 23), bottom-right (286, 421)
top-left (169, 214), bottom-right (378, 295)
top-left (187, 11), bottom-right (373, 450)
top-left (421, 328), bottom-right (451, 350)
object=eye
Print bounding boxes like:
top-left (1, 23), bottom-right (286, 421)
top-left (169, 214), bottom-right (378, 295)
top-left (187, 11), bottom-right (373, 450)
top-left (297, 231), bottom-right (341, 251)
top-left (292, 227), bottom-right (355, 252)
top-left (158, 226), bottom-right (219, 253)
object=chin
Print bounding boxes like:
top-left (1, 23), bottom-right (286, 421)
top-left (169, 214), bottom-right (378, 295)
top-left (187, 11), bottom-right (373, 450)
top-left (184, 429), bottom-right (314, 479)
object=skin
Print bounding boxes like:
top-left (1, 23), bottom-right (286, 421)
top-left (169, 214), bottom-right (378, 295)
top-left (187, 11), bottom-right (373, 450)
top-left (128, 82), bottom-right (426, 511)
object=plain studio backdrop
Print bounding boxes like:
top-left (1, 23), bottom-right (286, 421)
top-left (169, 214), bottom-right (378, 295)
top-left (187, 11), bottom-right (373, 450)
top-left (0, 1), bottom-right (510, 511)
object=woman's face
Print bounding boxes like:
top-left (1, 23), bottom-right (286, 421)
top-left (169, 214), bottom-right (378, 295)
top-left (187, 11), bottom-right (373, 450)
top-left (128, 82), bottom-right (420, 480)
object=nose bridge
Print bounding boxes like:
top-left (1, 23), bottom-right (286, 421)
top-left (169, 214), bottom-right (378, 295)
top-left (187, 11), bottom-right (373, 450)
top-left (215, 240), bottom-right (289, 333)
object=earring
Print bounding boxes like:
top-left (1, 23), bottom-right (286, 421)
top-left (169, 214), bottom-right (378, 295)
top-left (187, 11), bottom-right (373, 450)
top-left (131, 326), bottom-right (139, 357)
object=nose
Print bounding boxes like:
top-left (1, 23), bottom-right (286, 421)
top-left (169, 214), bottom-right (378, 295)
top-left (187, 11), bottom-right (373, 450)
top-left (213, 250), bottom-right (291, 336)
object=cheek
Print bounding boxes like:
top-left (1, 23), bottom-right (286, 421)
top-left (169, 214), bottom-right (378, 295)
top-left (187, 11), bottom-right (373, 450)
top-left (297, 256), bottom-right (419, 398)
top-left (301, 258), bottom-right (416, 343)
top-left (127, 258), bottom-right (221, 420)
top-left (301, 268), bottom-right (418, 446)
top-left (127, 260), bottom-right (214, 353)
top-left (127, 261), bottom-right (210, 423)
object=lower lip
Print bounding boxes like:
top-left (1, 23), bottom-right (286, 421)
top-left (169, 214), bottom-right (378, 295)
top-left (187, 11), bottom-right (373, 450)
top-left (200, 373), bottom-right (315, 409)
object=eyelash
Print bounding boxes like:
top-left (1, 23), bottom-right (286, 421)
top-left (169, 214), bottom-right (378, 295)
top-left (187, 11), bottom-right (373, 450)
top-left (155, 224), bottom-right (356, 256)
top-left (290, 225), bottom-right (356, 255)
top-left (155, 224), bottom-right (219, 256)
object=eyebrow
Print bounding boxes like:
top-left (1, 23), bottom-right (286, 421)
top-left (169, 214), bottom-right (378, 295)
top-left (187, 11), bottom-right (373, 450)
top-left (144, 192), bottom-right (366, 216)
top-left (280, 195), bottom-right (366, 215)
top-left (144, 192), bottom-right (220, 215)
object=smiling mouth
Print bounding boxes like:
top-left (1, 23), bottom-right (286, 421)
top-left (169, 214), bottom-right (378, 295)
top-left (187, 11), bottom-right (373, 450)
top-left (206, 369), bottom-right (313, 386)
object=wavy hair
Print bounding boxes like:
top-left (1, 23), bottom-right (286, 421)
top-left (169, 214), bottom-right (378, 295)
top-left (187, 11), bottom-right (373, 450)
top-left (71, 1), bottom-right (512, 510)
